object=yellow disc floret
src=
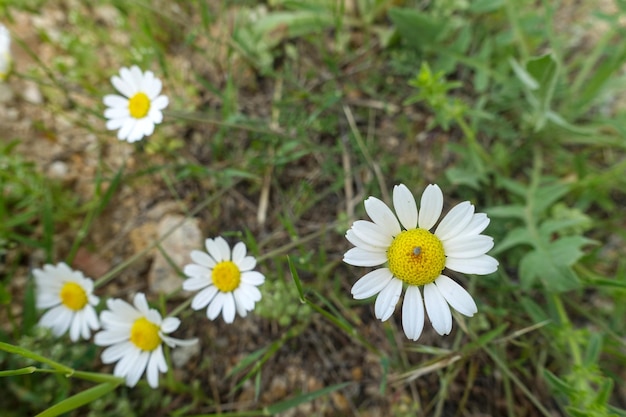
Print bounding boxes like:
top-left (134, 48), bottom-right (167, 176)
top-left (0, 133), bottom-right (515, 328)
top-left (387, 229), bottom-right (446, 286)
top-left (130, 317), bottom-right (161, 351)
top-left (211, 261), bottom-right (241, 292)
top-left (128, 92), bottom-right (151, 119)
top-left (60, 282), bottom-right (88, 311)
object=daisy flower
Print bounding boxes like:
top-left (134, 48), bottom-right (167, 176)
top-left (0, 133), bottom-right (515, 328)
top-left (94, 293), bottom-right (197, 388)
top-left (103, 65), bottom-right (168, 142)
top-left (344, 184), bottom-right (498, 341)
top-left (34, 263), bottom-right (100, 342)
top-left (183, 236), bottom-right (265, 323)
top-left (0, 23), bottom-right (10, 81)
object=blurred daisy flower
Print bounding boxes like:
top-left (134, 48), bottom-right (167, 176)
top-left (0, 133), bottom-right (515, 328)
top-left (0, 23), bottom-right (11, 81)
top-left (103, 65), bottom-right (168, 143)
top-left (183, 236), bottom-right (265, 323)
top-left (94, 293), bottom-right (197, 388)
top-left (34, 263), bottom-right (100, 341)
top-left (344, 184), bottom-right (498, 341)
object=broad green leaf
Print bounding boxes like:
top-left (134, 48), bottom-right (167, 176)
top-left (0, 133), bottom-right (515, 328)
top-left (547, 236), bottom-right (592, 267)
top-left (526, 53), bottom-right (559, 108)
top-left (519, 249), bottom-right (542, 289)
top-left (485, 205), bottom-right (525, 219)
top-left (583, 333), bottom-right (602, 367)
top-left (388, 7), bottom-right (447, 51)
top-left (468, 0), bottom-right (505, 13)
top-left (538, 218), bottom-right (591, 237)
top-left (543, 369), bottom-right (574, 396)
top-left (519, 297), bottom-right (548, 323)
top-left (533, 181), bottom-right (571, 216)
top-left (509, 57), bottom-right (539, 90)
top-left (491, 227), bottom-right (533, 255)
top-left (36, 382), bottom-right (120, 417)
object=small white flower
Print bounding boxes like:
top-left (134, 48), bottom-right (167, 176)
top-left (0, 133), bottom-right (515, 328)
top-left (344, 184), bottom-right (498, 341)
top-left (0, 23), bottom-right (11, 81)
top-left (183, 236), bottom-right (265, 323)
top-left (103, 65), bottom-right (168, 142)
top-left (34, 263), bottom-right (100, 342)
top-left (94, 293), bottom-right (197, 388)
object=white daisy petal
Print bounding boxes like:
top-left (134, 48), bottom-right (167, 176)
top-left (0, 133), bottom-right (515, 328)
top-left (443, 235), bottom-right (494, 259)
top-left (183, 276), bottom-right (210, 291)
top-left (214, 236), bottom-right (231, 261)
top-left (435, 275), bottom-right (477, 317)
top-left (241, 270), bottom-right (265, 286)
top-left (460, 213), bottom-right (490, 237)
top-left (146, 347), bottom-right (162, 388)
top-left (160, 317), bottom-right (181, 334)
top-left (222, 293), bottom-right (236, 323)
top-left (238, 256), bottom-right (257, 271)
top-left (190, 250), bottom-right (216, 268)
top-left (351, 268), bottom-right (394, 299)
top-left (393, 184), bottom-right (418, 230)
top-left (345, 229), bottom-right (387, 252)
top-left (183, 264), bottom-right (211, 280)
top-left (101, 341), bottom-right (134, 364)
top-left (204, 238), bottom-right (223, 262)
top-left (435, 201), bottom-right (475, 241)
top-left (418, 184), bottom-right (444, 230)
top-left (364, 197), bottom-right (401, 236)
top-left (343, 247), bottom-right (388, 267)
top-left (351, 220), bottom-right (394, 247)
top-left (402, 285), bottom-right (425, 341)
top-left (446, 254), bottom-right (499, 275)
top-left (207, 293), bottom-right (226, 320)
top-left (124, 350), bottom-right (148, 388)
top-left (424, 283), bottom-right (453, 335)
top-left (232, 242), bottom-right (246, 263)
top-left (374, 278), bottom-right (403, 321)
top-left (191, 286), bottom-right (218, 310)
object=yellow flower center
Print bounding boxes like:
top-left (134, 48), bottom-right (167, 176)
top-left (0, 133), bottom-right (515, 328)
top-left (128, 92), bottom-right (151, 119)
top-left (387, 229), bottom-right (446, 286)
top-left (130, 317), bottom-right (161, 351)
top-left (59, 282), bottom-right (88, 311)
top-left (211, 261), bottom-right (241, 292)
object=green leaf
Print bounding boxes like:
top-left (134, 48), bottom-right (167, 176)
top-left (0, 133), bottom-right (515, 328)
top-left (468, 0), bottom-right (505, 13)
top-left (583, 333), bottom-right (602, 367)
top-left (526, 53), bottom-right (559, 109)
top-left (509, 57), bottom-right (539, 90)
top-left (0, 341), bottom-right (72, 374)
top-left (533, 181), bottom-right (571, 216)
top-left (388, 8), bottom-right (448, 51)
top-left (485, 205), bottom-right (525, 219)
top-left (35, 382), bottom-right (120, 417)
top-left (547, 236), bottom-right (592, 267)
top-left (266, 382), bottom-right (350, 414)
top-left (287, 255), bottom-right (305, 302)
top-left (519, 238), bottom-right (585, 292)
top-left (491, 227), bottom-right (533, 255)
top-left (0, 366), bottom-right (37, 377)
top-left (543, 369), bottom-right (574, 396)
top-left (519, 249), bottom-right (543, 289)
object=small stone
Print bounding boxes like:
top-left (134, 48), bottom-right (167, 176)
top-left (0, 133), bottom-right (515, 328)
top-left (21, 80), bottom-right (43, 104)
top-left (148, 214), bottom-right (201, 295)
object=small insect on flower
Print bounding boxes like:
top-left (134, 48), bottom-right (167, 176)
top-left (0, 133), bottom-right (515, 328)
top-left (34, 263), bottom-right (100, 342)
top-left (183, 236), bottom-right (265, 323)
top-left (94, 293), bottom-right (197, 388)
top-left (103, 65), bottom-right (169, 143)
top-left (344, 184), bottom-right (498, 341)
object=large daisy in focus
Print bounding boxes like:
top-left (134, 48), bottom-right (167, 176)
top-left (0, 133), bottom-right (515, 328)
top-left (344, 184), bottom-right (498, 341)
top-left (103, 65), bottom-right (168, 142)
top-left (94, 293), bottom-right (197, 388)
top-left (34, 263), bottom-right (100, 341)
top-left (183, 237), bottom-right (265, 323)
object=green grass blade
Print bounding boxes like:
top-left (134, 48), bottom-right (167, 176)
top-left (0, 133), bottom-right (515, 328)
top-left (35, 382), bottom-right (120, 417)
